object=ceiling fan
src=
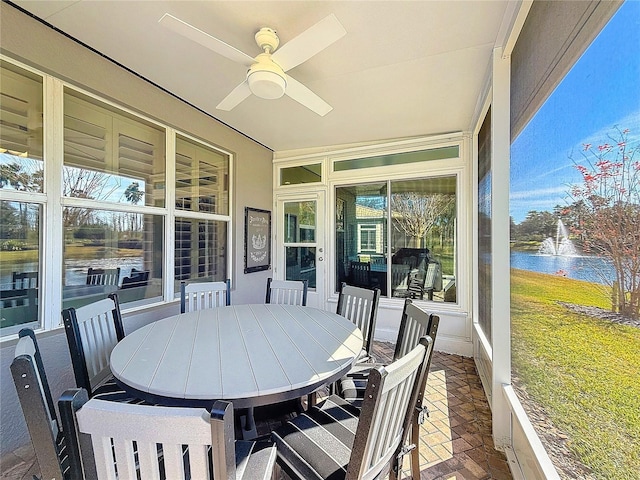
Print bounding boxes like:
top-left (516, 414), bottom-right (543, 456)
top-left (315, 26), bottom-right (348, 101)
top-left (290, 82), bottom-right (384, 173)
top-left (159, 13), bottom-right (346, 116)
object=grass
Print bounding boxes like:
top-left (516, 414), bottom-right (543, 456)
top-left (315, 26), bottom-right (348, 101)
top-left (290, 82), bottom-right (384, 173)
top-left (511, 269), bottom-right (640, 479)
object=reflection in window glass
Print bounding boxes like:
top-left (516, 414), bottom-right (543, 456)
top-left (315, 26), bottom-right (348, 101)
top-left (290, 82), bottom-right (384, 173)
top-left (286, 247), bottom-right (316, 289)
top-left (391, 177), bottom-right (455, 302)
top-left (63, 207), bottom-right (163, 310)
top-left (336, 177), bottom-right (457, 302)
top-left (477, 108), bottom-right (492, 341)
top-left (0, 62), bottom-right (44, 193)
top-left (63, 89), bottom-right (166, 207)
top-left (335, 183), bottom-right (387, 293)
top-left (0, 201), bottom-right (40, 332)
top-left (174, 218), bottom-right (227, 292)
top-left (333, 146), bottom-right (459, 172)
top-left (283, 201), bottom-right (316, 288)
top-left (280, 163), bottom-right (322, 185)
top-left (176, 135), bottom-right (229, 215)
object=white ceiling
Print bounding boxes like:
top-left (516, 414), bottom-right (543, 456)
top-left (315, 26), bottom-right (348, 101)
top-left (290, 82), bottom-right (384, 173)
top-left (13, 1), bottom-right (511, 152)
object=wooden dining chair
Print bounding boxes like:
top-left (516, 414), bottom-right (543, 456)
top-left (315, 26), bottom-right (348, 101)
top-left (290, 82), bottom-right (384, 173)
top-left (60, 395), bottom-right (276, 480)
top-left (180, 279), bottom-right (231, 313)
top-left (86, 267), bottom-right (120, 286)
top-left (10, 329), bottom-right (85, 480)
top-left (272, 336), bottom-right (433, 480)
top-left (265, 278), bottom-right (308, 306)
top-left (336, 298), bottom-right (439, 479)
top-left (62, 293), bottom-right (127, 398)
top-left (336, 282), bottom-right (380, 363)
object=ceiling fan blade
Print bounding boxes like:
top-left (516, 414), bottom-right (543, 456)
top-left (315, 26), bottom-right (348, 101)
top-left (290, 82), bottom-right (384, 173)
top-left (284, 75), bottom-right (332, 116)
top-left (272, 14), bottom-right (346, 72)
top-left (159, 13), bottom-right (254, 66)
top-left (216, 81), bottom-right (252, 111)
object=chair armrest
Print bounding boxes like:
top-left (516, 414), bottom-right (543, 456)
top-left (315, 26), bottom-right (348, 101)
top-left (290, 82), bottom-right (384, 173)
top-left (58, 388), bottom-right (96, 480)
top-left (210, 400), bottom-right (276, 480)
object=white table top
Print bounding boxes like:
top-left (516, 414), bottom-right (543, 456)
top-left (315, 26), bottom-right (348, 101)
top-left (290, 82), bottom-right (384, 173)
top-left (110, 304), bottom-right (363, 408)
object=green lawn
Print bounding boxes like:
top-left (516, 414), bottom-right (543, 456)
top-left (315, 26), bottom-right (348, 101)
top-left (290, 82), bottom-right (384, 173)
top-left (511, 269), bottom-right (640, 479)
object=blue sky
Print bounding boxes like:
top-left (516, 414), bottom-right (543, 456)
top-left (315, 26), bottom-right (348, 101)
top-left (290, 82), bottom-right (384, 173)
top-left (510, 0), bottom-right (640, 223)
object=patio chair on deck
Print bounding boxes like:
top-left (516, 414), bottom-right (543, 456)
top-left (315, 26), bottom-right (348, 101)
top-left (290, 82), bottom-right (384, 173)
top-left (86, 267), bottom-right (120, 286)
top-left (272, 336), bottom-right (433, 480)
top-left (180, 279), bottom-right (231, 313)
top-left (336, 298), bottom-right (439, 479)
top-left (265, 278), bottom-right (308, 306)
top-left (59, 395), bottom-right (276, 480)
top-left (336, 282), bottom-right (380, 364)
top-left (10, 329), bottom-right (85, 480)
top-left (62, 293), bottom-right (128, 398)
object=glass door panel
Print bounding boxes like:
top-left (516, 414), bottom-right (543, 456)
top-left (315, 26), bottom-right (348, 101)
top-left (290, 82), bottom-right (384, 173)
top-left (277, 193), bottom-right (325, 307)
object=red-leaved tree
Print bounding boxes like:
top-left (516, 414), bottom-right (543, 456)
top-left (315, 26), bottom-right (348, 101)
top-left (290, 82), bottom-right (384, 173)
top-left (568, 127), bottom-right (640, 318)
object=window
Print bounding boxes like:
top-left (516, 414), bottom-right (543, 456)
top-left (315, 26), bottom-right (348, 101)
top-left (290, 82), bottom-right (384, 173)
top-left (477, 107), bottom-right (492, 343)
top-left (174, 135), bottom-right (230, 292)
top-left (62, 89), bottom-right (166, 310)
top-left (358, 224), bottom-right (377, 252)
top-left (336, 175), bottom-right (457, 301)
top-left (0, 62), bottom-right (43, 334)
top-left (63, 208), bottom-right (163, 309)
top-left (283, 201), bottom-right (317, 289)
top-left (333, 146), bottom-right (459, 171)
top-left (64, 90), bottom-right (165, 207)
top-left (0, 59), bottom-right (232, 336)
top-left (0, 201), bottom-right (41, 334)
top-left (176, 134), bottom-right (229, 215)
top-left (280, 163), bottom-right (321, 185)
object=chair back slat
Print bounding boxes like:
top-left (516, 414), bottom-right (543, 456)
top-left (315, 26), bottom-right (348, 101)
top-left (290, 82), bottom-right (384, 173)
top-left (265, 278), bottom-right (308, 306)
top-left (347, 337), bottom-right (431, 480)
top-left (181, 280), bottom-right (231, 313)
top-left (62, 294), bottom-right (125, 396)
top-left (337, 283), bottom-right (380, 356)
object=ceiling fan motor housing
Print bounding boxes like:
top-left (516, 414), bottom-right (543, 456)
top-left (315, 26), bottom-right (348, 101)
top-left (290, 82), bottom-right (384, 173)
top-left (247, 53), bottom-right (287, 99)
top-left (254, 27), bottom-right (279, 53)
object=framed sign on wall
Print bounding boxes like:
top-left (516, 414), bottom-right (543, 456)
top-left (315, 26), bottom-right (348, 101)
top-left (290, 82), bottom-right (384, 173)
top-left (244, 207), bottom-right (271, 273)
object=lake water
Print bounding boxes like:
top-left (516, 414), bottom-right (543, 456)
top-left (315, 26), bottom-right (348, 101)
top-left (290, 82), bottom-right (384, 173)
top-left (510, 251), bottom-right (615, 285)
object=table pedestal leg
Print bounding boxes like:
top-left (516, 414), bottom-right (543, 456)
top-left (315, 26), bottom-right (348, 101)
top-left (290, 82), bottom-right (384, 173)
top-left (240, 406), bottom-right (257, 440)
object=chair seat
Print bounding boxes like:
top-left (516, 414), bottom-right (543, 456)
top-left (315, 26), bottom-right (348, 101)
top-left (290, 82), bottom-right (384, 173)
top-left (236, 440), bottom-right (278, 480)
top-left (271, 395), bottom-right (361, 480)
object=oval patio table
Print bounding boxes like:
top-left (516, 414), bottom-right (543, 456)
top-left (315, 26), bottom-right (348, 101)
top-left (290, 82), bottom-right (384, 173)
top-left (110, 304), bottom-right (363, 437)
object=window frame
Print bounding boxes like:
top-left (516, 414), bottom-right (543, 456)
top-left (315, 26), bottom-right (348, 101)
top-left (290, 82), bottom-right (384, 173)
top-left (325, 134), bottom-right (470, 311)
top-left (0, 56), bottom-right (233, 338)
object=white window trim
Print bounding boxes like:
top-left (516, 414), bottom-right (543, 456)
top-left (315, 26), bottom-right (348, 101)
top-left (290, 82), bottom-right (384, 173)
top-left (0, 56), bottom-right (233, 339)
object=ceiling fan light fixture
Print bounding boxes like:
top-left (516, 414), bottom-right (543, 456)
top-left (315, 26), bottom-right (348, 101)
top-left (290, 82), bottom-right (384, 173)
top-left (247, 59), bottom-right (287, 99)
